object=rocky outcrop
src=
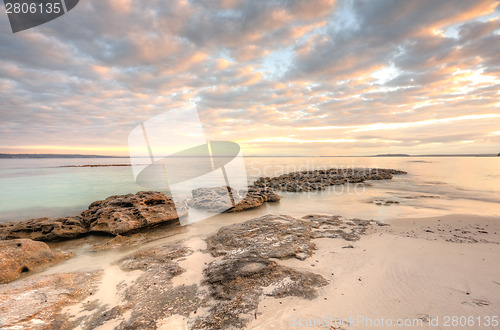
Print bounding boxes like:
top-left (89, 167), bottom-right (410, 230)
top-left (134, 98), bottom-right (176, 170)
top-left (190, 168), bottom-right (404, 213)
top-left (0, 168), bottom-right (405, 241)
top-left (207, 215), bottom-right (314, 260)
top-left (253, 168), bottom-right (406, 192)
top-left (194, 257), bottom-right (328, 329)
top-left (189, 186), bottom-right (242, 212)
top-left (225, 186), bottom-right (281, 212)
top-left (48, 244), bottom-right (199, 330)
top-left (0, 214), bottom-right (386, 329)
top-left (0, 216), bottom-right (87, 241)
top-left (197, 214), bottom-right (387, 329)
top-left (0, 271), bottom-right (100, 329)
top-left (0, 191), bottom-right (188, 241)
top-left (0, 239), bottom-right (70, 284)
top-left (189, 185), bottom-right (281, 213)
top-left (206, 214), bottom-right (381, 261)
top-left (81, 191), bottom-right (188, 235)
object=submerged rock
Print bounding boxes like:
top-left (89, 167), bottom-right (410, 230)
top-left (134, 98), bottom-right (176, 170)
top-left (0, 239), bottom-right (70, 284)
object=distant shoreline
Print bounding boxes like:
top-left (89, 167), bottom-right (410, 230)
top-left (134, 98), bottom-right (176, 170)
top-left (0, 153), bottom-right (498, 159)
top-left (0, 153), bottom-right (126, 159)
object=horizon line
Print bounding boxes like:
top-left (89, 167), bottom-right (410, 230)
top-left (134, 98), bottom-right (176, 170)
top-left (0, 152), bottom-right (498, 159)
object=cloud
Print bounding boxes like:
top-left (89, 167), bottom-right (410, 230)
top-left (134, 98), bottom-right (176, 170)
top-left (0, 0), bottom-right (499, 155)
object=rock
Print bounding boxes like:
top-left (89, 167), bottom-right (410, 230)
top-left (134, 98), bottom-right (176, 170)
top-left (370, 199), bottom-right (400, 206)
top-left (0, 239), bottom-right (70, 284)
top-left (194, 257), bottom-right (328, 329)
top-left (0, 191), bottom-right (188, 241)
top-left (0, 216), bottom-right (87, 241)
top-left (253, 168), bottom-right (406, 192)
top-left (69, 243), bottom-right (201, 329)
top-left (225, 186), bottom-right (281, 212)
top-left (302, 214), bottom-right (370, 241)
top-left (189, 186), bottom-right (242, 212)
top-left (0, 271), bottom-right (100, 329)
top-left (81, 191), bottom-right (188, 235)
top-left (206, 215), bottom-right (315, 260)
top-left (118, 243), bottom-right (190, 272)
top-left (189, 186), bottom-right (281, 213)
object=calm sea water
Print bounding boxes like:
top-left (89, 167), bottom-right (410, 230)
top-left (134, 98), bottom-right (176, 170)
top-left (0, 157), bottom-right (498, 222)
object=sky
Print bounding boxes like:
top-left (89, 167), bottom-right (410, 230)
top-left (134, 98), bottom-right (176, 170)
top-left (0, 0), bottom-right (499, 156)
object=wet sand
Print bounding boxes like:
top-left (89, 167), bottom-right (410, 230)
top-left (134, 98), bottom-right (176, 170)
top-left (2, 214), bottom-right (499, 329)
top-left (248, 214), bottom-right (500, 329)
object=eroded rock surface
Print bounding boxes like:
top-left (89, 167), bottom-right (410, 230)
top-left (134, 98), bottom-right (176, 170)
top-left (189, 185), bottom-right (281, 213)
top-left (193, 257), bottom-right (328, 329)
top-left (207, 214), bottom-right (314, 260)
top-left (0, 239), bottom-right (70, 284)
top-left (225, 186), bottom-right (281, 212)
top-left (0, 191), bottom-right (187, 241)
top-left (82, 191), bottom-right (188, 235)
top-left (0, 272), bottom-right (100, 329)
top-left (0, 214), bottom-right (385, 329)
top-left (197, 214), bottom-right (385, 329)
top-left (189, 186), bottom-right (242, 212)
top-left (64, 244), bottom-right (202, 330)
top-left (254, 168), bottom-right (406, 192)
top-left (0, 216), bottom-right (87, 241)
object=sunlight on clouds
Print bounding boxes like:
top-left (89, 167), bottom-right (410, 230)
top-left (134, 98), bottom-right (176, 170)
top-left (2, 0), bottom-right (500, 156)
top-left (453, 70), bottom-right (499, 85)
top-left (300, 114), bottom-right (500, 132)
top-left (371, 64), bottom-right (400, 84)
top-left (241, 137), bottom-right (358, 144)
top-left (2, 145), bottom-right (130, 154)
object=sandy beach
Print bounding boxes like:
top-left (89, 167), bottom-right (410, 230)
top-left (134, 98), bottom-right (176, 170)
top-left (0, 166), bottom-right (499, 329)
top-left (247, 214), bottom-right (500, 329)
top-left (2, 212), bottom-right (499, 329)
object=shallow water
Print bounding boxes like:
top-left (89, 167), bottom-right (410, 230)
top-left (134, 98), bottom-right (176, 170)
top-left (0, 156), bottom-right (498, 222)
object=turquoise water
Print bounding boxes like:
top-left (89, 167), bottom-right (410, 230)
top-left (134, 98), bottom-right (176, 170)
top-left (0, 157), bottom-right (499, 222)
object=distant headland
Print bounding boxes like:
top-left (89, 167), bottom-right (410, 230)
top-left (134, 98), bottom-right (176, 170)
top-left (0, 154), bottom-right (125, 159)
top-left (0, 153), bottom-right (498, 159)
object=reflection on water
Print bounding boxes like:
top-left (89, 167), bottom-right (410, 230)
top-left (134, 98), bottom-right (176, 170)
top-left (0, 156), bottom-right (499, 222)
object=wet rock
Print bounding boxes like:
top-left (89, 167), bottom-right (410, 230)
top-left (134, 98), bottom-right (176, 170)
top-left (189, 186), bottom-right (242, 212)
top-left (189, 185), bottom-right (280, 213)
top-left (0, 216), bottom-right (87, 241)
top-left (193, 257), bottom-right (328, 329)
top-left (118, 243), bottom-right (190, 272)
top-left (206, 215), bottom-right (315, 260)
top-left (226, 186), bottom-right (280, 212)
top-left (369, 199), bottom-right (400, 206)
top-left (0, 271), bottom-right (100, 329)
top-left (253, 168), bottom-right (406, 193)
top-left (75, 244), bottom-right (202, 329)
top-left (81, 191), bottom-right (188, 235)
top-left (0, 239), bottom-right (70, 284)
top-left (0, 191), bottom-right (188, 241)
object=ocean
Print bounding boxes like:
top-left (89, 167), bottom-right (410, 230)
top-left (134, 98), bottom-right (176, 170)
top-left (0, 156), bottom-right (499, 223)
